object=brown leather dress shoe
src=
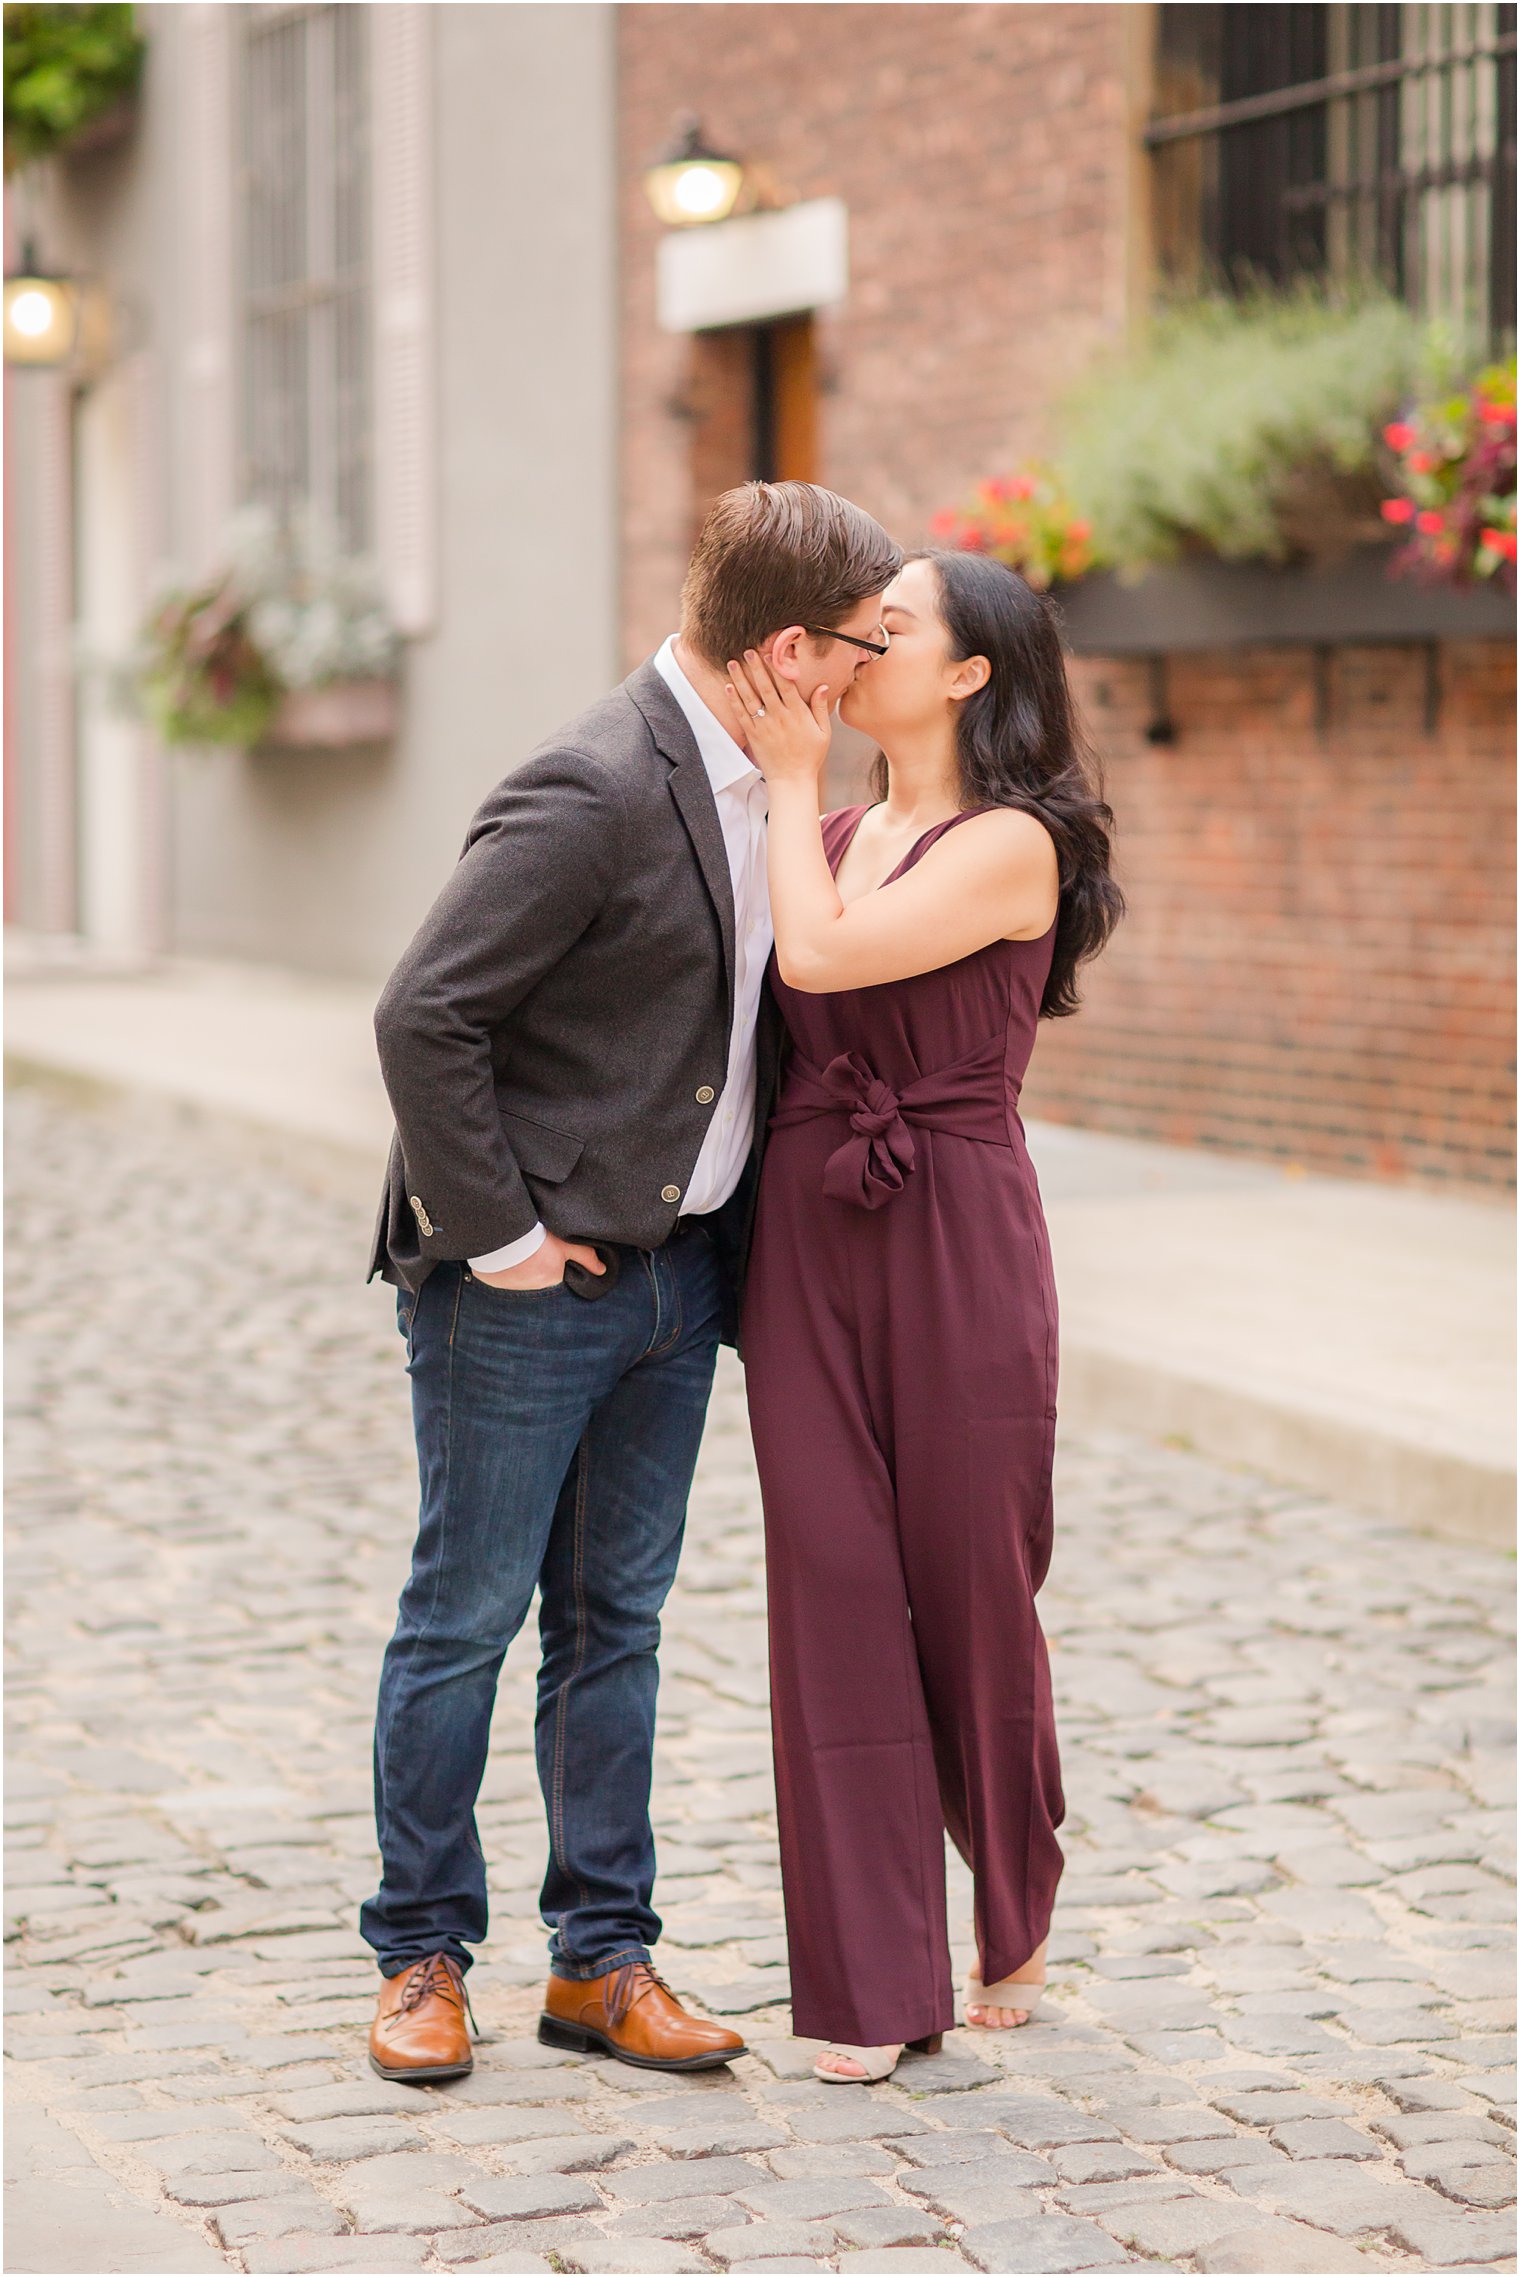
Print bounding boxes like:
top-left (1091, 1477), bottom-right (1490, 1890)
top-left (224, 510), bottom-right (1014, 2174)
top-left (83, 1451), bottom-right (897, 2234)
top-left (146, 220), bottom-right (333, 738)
top-left (369, 1952), bottom-right (474, 2082)
top-left (539, 1958), bottom-right (745, 2070)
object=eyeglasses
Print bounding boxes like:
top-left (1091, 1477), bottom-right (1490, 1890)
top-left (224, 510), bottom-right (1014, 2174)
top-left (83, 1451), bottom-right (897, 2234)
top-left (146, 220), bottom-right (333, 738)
top-left (803, 624), bottom-right (890, 657)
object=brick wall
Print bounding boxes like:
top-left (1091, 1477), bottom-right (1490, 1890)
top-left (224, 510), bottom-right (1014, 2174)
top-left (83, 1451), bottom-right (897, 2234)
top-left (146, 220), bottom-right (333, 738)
top-left (618, 7), bottom-right (1515, 1193)
top-left (1024, 642), bottom-right (1517, 1192)
top-left (619, 3), bottom-right (1132, 662)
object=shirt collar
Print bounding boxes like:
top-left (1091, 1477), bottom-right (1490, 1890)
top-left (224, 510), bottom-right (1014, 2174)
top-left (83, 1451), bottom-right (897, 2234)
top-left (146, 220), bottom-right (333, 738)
top-left (653, 635), bottom-right (764, 800)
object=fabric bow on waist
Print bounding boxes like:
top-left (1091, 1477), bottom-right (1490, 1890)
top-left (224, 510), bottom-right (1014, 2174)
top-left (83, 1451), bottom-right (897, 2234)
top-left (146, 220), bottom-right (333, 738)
top-left (770, 1031), bottom-right (1011, 1209)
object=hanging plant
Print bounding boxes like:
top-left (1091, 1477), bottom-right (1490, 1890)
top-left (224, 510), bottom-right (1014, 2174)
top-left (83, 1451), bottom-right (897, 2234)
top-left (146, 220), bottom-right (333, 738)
top-left (1380, 362), bottom-right (1517, 593)
top-left (135, 506), bottom-right (398, 749)
top-left (3, 4), bottom-right (144, 175)
top-left (138, 573), bottom-right (283, 751)
top-left (929, 467), bottom-right (1097, 590)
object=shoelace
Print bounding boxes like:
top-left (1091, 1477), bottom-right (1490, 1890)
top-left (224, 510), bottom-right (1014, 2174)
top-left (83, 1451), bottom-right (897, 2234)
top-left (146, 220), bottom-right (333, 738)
top-left (603, 1958), bottom-right (674, 2028)
top-left (396, 1952), bottom-right (478, 2035)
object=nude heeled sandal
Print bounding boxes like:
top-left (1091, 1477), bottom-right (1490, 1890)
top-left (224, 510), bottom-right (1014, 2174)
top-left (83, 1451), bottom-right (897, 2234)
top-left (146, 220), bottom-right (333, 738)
top-left (964, 1964), bottom-right (1045, 2024)
top-left (814, 2030), bottom-right (943, 2083)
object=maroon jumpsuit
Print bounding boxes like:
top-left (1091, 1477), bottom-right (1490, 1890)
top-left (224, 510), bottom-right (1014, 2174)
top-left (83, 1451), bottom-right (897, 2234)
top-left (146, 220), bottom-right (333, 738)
top-left (742, 804), bottom-right (1065, 2049)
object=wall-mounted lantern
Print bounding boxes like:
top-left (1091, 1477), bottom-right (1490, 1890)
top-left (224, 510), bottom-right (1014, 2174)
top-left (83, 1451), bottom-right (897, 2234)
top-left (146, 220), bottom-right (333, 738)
top-left (3, 243), bottom-right (79, 367)
top-left (643, 116), bottom-right (746, 228)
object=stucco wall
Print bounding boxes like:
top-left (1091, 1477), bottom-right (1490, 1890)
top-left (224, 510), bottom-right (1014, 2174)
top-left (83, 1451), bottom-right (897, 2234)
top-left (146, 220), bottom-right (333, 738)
top-left (167, 3), bottom-right (619, 980)
top-left (22, 3), bottom-right (619, 982)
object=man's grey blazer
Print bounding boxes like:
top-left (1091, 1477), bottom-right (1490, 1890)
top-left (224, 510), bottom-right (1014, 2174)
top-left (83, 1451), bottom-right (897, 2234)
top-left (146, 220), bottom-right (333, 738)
top-left (368, 659), bottom-right (784, 1344)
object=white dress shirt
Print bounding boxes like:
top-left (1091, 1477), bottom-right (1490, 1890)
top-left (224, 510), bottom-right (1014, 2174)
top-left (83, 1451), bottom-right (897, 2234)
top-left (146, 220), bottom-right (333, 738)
top-left (470, 636), bottom-right (772, 1271)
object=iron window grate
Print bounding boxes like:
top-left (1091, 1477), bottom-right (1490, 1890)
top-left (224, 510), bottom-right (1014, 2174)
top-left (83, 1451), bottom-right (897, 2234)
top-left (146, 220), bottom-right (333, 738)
top-left (240, 2), bottom-right (371, 555)
top-left (1149, 4), bottom-right (1517, 350)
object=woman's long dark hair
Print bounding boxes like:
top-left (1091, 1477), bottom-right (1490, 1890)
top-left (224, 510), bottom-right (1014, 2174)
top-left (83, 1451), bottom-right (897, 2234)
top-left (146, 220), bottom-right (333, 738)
top-left (870, 549), bottom-right (1124, 1017)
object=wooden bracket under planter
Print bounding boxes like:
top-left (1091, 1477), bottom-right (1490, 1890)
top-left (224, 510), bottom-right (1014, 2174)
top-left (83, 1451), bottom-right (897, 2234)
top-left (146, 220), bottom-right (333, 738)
top-left (1054, 545), bottom-right (1517, 656)
top-left (261, 679), bottom-right (398, 750)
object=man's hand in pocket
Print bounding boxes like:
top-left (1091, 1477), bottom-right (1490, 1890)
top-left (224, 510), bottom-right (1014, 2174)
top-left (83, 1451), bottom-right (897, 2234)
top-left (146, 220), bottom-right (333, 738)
top-left (472, 1233), bottom-right (608, 1291)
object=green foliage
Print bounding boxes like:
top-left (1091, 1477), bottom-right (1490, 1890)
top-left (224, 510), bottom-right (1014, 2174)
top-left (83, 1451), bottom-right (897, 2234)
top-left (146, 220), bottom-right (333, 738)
top-left (1057, 288), bottom-right (1456, 576)
top-left (138, 573), bottom-right (282, 751)
top-left (135, 507), bottom-right (398, 748)
top-left (4, 3), bottom-right (143, 175)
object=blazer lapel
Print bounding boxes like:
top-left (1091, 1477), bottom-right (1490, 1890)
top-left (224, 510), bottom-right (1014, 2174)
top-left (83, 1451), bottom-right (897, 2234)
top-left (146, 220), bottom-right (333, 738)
top-left (626, 661), bottom-right (737, 1028)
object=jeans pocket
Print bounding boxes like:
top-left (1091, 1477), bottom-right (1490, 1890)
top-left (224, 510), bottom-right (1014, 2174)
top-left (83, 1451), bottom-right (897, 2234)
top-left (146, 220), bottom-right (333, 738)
top-left (470, 1271), bottom-right (567, 1301)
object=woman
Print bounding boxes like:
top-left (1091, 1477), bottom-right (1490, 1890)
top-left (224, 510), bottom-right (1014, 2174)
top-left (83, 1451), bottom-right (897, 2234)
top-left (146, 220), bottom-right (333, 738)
top-left (729, 550), bottom-right (1122, 2083)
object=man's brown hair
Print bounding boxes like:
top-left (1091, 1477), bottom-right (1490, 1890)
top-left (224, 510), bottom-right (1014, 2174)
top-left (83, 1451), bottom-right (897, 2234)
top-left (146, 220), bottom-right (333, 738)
top-left (680, 481), bottom-right (903, 668)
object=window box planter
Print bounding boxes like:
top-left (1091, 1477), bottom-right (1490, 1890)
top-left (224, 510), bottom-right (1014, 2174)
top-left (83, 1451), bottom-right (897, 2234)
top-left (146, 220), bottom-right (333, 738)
top-left (1054, 544), bottom-right (1516, 655)
top-left (260, 678), bottom-right (398, 750)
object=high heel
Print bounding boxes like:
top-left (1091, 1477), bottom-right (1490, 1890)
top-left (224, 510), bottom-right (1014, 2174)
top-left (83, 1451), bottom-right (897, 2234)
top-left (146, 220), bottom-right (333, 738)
top-left (964, 1963), bottom-right (1044, 2025)
top-left (814, 2029), bottom-right (943, 2083)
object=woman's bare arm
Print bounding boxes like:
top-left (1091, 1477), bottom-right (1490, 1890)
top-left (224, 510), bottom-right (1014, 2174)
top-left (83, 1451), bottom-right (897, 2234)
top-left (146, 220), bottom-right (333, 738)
top-left (766, 778), bottom-right (1057, 992)
top-left (725, 648), bottom-right (1058, 994)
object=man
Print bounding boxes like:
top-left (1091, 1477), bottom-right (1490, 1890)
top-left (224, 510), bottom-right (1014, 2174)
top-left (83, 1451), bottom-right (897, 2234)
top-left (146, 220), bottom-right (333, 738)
top-left (363, 481), bottom-right (901, 2080)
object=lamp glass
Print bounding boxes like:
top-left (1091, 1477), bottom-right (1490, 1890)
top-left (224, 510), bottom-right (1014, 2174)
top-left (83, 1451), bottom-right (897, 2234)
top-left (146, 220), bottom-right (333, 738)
top-left (645, 155), bottom-right (744, 228)
top-left (4, 275), bottom-right (78, 365)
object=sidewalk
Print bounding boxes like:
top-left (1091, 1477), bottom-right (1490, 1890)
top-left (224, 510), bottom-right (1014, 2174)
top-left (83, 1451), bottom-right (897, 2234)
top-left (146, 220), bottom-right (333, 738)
top-left (6, 933), bottom-right (1513, 1548)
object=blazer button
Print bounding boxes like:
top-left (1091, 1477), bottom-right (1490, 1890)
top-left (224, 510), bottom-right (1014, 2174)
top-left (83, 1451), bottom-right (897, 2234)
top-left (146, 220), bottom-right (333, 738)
top-left (695, 1085), bottom-right (715, 1104)
top-left (661, 1184), bottom-right (682, 1204)
top-left (408, 1194), bottom-right (434, 1237)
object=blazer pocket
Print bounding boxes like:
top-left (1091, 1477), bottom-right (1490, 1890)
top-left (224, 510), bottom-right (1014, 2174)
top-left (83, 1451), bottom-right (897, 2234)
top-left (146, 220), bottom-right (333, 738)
top-left (499, 1105), bottom-right (586, 1186)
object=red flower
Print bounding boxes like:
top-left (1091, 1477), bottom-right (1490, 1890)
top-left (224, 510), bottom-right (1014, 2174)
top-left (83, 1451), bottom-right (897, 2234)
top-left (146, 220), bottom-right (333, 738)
top-left (1481, 529), bottom-right (1519, 562)
top-left (1382, 421), bottom-right (1416, 451)
top-left (1407, 451), bottom-right (1439, 475)
top-left (1414, 509), bottom-right (1445, 535)
top-left (1380, 497), bottom-right (1416, 524)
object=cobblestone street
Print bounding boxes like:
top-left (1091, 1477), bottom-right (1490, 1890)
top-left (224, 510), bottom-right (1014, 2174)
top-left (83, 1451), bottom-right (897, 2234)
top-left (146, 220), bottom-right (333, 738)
top-left (5, 1077), bottom-right (1515, 2277)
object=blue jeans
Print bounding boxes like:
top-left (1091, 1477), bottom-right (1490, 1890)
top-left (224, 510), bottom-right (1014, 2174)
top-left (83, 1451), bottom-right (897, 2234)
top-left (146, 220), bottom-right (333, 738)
top-left (360, 1227), bottom-right (722, 1980)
